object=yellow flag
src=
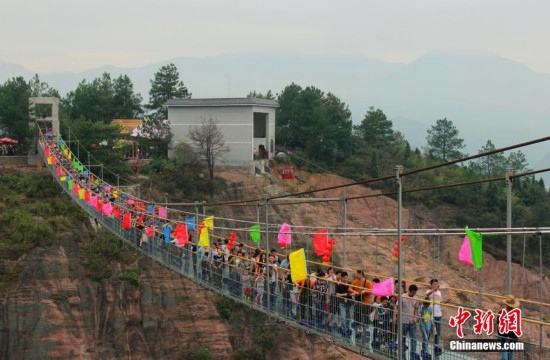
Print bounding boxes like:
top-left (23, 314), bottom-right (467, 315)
top-left (198, 227), bottom-right (210, 248)
top-left (203, 216), bottom-right (214, 230)
top-left (47, 156), bottom-right (52, 165)
top-left (78, 188), bottom-right (85, 200)
top-left (60, 176), bottom-right (66, 182)
top-left (289, 248), bottom-right (308, 283)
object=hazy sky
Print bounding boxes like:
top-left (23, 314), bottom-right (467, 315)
top-left (1, 0), bottom-right (549, 74)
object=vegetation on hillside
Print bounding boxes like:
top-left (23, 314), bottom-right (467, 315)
top-left (1, 69), bottom-right (548, 268)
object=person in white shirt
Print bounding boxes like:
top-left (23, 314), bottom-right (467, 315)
top-left (394, 284), bottom-right (419, 355)
top-left (426, 278), bottom-right (451, 348)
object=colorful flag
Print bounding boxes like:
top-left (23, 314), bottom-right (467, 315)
top-left (158, 207), bottom-right (167, 218)
top-left (462, 227), bottom-right (484, 270)
top-left (289, 248), bottom-right (308, 283)
top-left (146, 226), bottom-right (155, 238)
top-left (102, 202), bottom-right (112, 216)
top-left (459, 236), bottom-right (474, 266)
top-left (111, 206), bottom-right (121, 219)
top-left (90, 195), bottom-right (97, 207)
top-left (163, 224), bottom-right (172, 244)
top-left (203, 216), bottom-right (214, 230)
top-left (372, 278), bottom-right (394, 296)
top-left (147, 204), bottom-right (154, 214)
top-left (249, 224), bottom-right (261, 243)
top-left (174, 224), bottom-right (188, 247)
top-left (198, 226), bottom-right (210, 247)
top-left (78, 188), bottom-right (85, 200)
top-left (96, 200), bottom-right (103, 213)
top-left (68, 180), bottom-right (74, 191)
top-left (312, 229), bottom-right (329, 256)
top-left (122, 211), bottom-right (131, 229)
top-left (185, 216), bottom-right (196, 230)
top-left (277, 223), bottom-right (292, 248)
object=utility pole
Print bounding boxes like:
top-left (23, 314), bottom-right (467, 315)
top-left (396, 165), bottom-right (404, 360)
top-left (341, 194), bottom-right (348, 268)
top-left (506, 169), bottom-right (513, 294)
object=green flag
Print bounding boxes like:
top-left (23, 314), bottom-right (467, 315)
top-left (465, 227), bottom-right (483, 270)
top-left (249, 224), bottom-right (261, 243)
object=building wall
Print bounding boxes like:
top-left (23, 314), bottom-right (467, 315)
top-left (168, 105), bottom-right (276, 166)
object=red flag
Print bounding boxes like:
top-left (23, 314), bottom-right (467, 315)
top-left (123, 211), bottom-right (131, 229)
top-left (96, 200), bottom-right (103, 213)
top-left (111, 205), bottom-right (121, 219)
top-left (136, 214), bottom-right (145, 228)
top-left (174, 224), bottom-right (188, 246)
top-left (312, 229), bottom-right (329, 256)
top-left (146, 225), bottom-right (155, 238)
top-left (198, 221), bottom-right (205, 236)
top-left (84, 190), bottom-right (90, 202)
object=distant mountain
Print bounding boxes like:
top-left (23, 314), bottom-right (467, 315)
top-left (0, 60), bottom-right (34, 80)
top-left (1, 52), bottom-right (549, 184)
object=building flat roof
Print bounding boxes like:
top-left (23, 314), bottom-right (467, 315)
top-left (165, 97), bottom-right (278, 108)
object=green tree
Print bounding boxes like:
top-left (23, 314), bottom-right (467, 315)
top-left (66, 118), bottom-right (130, 181)
top-left (112, 74), bottom-right (143, 119)
top-left (63, 73), bottom-right (114, 123)
top-left (64, 72), bottom-right (142, 123)
top-left (353, 107), bottom-right (395, 148)
top-left (475, 140), bottom-right (507, 178)
top-left (0, 76), bottom-right (32, 145)
top-left (246, 90), bottom-right (275, 99)
top-left (276, 83), bottom-right (352, 164)
top-left (425, 118), bottom-right (465, 161)
top-left (147, 63), bottom-right (191, 119)
top-left (506, 151), bottom-right (530, 174)
top-left (135, 118), bottom-right (172, 159)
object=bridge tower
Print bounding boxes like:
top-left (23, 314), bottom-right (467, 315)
top-left (28, 97), bottom-right (60, 166)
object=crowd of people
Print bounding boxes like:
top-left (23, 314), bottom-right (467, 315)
top-left (0, 142), bottom-right (17, 155)
top-left (41, 134), bottom-right (525, 360)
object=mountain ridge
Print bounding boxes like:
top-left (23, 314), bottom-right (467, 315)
top-left (1, 53), bottom-right (549, 183)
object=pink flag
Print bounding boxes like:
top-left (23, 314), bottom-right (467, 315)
top-left (102, 202), bottom-right (112, 216)
top-left (158, 207), bottom-right (167, 219)
top-left (90, 194), bottom-right (97, 206)
top-left (277, 223), bottom-right (292, 248)
top-left (128, 198), bottom-right (135, 205)
top-left (459, 236), bottom-right (474, 266)
top-left (372, 277), bottom-right (394, 296)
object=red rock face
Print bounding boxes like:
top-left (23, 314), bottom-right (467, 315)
top-left (0, 235), bottom-right (362, 359)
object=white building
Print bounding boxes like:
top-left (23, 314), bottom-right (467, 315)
top-left (166, 98), bottom-right (278, 166)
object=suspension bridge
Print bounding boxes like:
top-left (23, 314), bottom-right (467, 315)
top-left (34, 125), bottom-right (549, 360)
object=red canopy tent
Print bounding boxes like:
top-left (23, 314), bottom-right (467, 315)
top-left (0, 137), bottom-right (17, 144)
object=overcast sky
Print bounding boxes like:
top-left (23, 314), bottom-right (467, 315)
top-left (1, 0), bottom-right (549, 74)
